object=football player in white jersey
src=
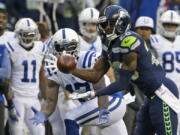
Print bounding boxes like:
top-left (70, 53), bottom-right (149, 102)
top-left (150, 10), bottom-right (180, 89)
top-left (5, 18), bottom-right (45, 135)
top-left (79, 7), bottom-right (116, 86)
top-left (30, 28), bottom-right (128, 135)
top-left (78, 8), bottom-right (102, 53)
top-left (37, 23), bottom-right (68, 135)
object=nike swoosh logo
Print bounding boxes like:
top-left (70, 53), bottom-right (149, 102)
top-left (124, 39), bottom-right (130, 44)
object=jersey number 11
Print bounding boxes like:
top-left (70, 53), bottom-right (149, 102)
top-left (21, 60), bottom-right (37, 83)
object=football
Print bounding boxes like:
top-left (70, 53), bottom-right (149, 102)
top-left (57, 54), bottom-right (77, 73)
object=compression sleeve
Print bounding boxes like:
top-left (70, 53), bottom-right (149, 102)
top-left (95, 69), bottom-right (133, 96)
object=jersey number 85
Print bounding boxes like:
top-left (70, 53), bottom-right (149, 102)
top-left (162, 51), bottom-right (180, 73)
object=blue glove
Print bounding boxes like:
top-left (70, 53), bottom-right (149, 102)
top-left (98, 109), bottom-right (110, 126)
top-left (8, 106), bottom-right (20, 122)
top-left (30, 107), bottom-right (48, 125)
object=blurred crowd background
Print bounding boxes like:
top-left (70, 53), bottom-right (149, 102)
top-left (0, 0), bottom-right (179, 33)
top-left (0, 0), bottom-right (179, 135)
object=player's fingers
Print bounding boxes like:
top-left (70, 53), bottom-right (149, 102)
top-left (33, 121), bottom-right (37, 125)
top-left (10, 116), bottom-right (18, 122)
top-left (29, 117), bottom-right (35, 121)
top-left (44, 65), bottom-right (56, 68)
top-left (31, 106), bottom-right (38, 113)
top-left (48, 54), bottom-right (57, 60)
top-left (16, 110), bottom-right (20, 117)
top-left (44, 59), bottom-right (55, 64)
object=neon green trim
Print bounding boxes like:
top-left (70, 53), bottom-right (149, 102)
top-left (121, 36), bottom-right (137, 48)
top-left (150, 95), bottom-right (155, 100)
top-left (163, 102), bottom-right (172, 135)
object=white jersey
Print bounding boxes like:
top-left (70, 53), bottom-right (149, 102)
top-left (79, 36), bottom-right (102, 53)
top-left (150, 34), bottom-right (180, 87)
top-left (47, 51), bottom-right (100, 94)
top-left (0, 31), bottom-right (17, 44)
top-left (5, 41), bottom-right (46, 97)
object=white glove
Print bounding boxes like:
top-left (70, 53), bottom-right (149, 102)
top-left (44, 54), bottom-right (58, 74)
top-left (69, 91), bottom-right (96, 100)
top-left (123, 92), bottom-right (136, 104)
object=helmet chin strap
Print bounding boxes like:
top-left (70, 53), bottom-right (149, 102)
top-left (86, 33), bottom-right (97, 41)
top-left (20, 40), bottom-right (34, 49)
top-left (162, 30), bottom-right (176, 38)
top-left (82, 30), bottom-right (97, 41)
top-left (107, 33), bottom-right (118, 41)
top-left (106, 27), bottom-right (119, 41)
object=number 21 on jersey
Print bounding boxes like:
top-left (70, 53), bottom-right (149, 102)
top-left (21, 60), bottom-right (37, 82)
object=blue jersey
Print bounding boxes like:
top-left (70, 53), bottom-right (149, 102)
top-left (102, 31), bottom-right (165, 96)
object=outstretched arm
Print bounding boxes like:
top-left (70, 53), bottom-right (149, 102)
top-left (41, 79), bottom-right (59, 117)
top-left (93, 77), bottom-right (108, 109)
top-left (72, 56), bottom-right (110, 83)
top-left (39, 62), bottom-right (47, 99)
top-left (95, 52), bottom-right (138, 96)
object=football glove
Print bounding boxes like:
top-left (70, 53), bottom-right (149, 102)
top-left (30, 107), bottom-right (48, 125)
top-left (98, 109), bottom-right (110, 126)
top-left (69, 91), bottom-right (96, 100)
top-left (44, 53), bottom-right (58, 74)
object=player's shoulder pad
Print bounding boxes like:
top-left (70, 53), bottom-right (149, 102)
top-left (43, 37), bottom-right (53, 54)
top-left (4, 31), bottom-right (16, 38)
top-left (150, 34), bottom-right (159, 44)
top-left (176, 35), bottom-right (180, 41)
top-left (120, 31), bottom-right (141, 50)
top-left (4, 41), bottom-right (16, 54)
top-left (34, 40), bottom-right (47, 54)
top-left (79, 51), bottom-right (100, 69)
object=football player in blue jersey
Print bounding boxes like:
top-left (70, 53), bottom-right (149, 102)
top-left (55, 5), bottom-right (179, 135)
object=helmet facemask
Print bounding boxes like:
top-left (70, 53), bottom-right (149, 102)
top-left (15, 18), bottom-right (40, 49)
top-left (159, 10), bottom-right (180, 38)
top-left (53, 40), bottom-right (79, 58)
top-left (159, 22), bottom-right (180, 38)
top-left (80, 22), bottom-right (98, 41)
top-left (97, 11), bottom-right (131, 41)
top-left (17, 30), bottom-right (38, 48)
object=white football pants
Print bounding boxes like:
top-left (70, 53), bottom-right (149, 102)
top-left (9, 96), bottom-right (45, 135)
top-left (49, 91), bottom-right (81, 135)
top-left (64, 96), bottom-right (128, 135)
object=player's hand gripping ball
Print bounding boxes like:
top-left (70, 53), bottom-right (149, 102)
top-left (57, 54), bottom-right (77, 73)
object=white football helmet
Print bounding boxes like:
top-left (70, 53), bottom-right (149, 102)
top-left (78, 8), bottom-right (99, 40)
top-left (159, 10), bottom-right (180, 38)
top-left (52, 28), bottom-right (79, 57)
top-left (15, 18), bottom-right (40, 48)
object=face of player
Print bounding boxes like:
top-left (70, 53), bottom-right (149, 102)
top-left (99, 20), bottom-right (116, 35)
top-left (84, 23), bottom-right (97, 34)
top-left (163, 23), bottom-right (178, 31)
top-left (21, 32), bottom-right (36, 44)
top-left (135, 27), bottom-right (153, 41)
top-left (0, 13), bottom-right (7, 31)
top-left (54, 42), bottom-right (78, 56)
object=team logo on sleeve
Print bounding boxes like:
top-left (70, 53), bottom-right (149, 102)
top-left (120, 36), bottom-right (139, 49)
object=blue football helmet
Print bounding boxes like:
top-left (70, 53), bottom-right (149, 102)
top-left (97, 5), bottom-right (131, 41)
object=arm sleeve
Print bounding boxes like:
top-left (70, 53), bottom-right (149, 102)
top-left (96, 69), bottom-right (133, 96)
top-left (0, 48), bottom-right (11, 80)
